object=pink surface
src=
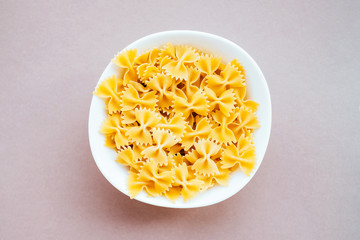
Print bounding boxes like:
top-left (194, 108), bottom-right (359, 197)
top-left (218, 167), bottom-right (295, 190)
top-left (1, 0), bottom-right (359, 239)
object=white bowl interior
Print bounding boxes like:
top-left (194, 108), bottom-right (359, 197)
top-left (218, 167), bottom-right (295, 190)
top-left (88, 30), bottom-right (272, 208)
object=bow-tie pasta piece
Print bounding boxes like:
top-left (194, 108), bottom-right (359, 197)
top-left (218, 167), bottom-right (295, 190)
top-left (194, 54), bottom-right (222, 76)
top-left (136, 48), bottom-right (161, 81)
top-left (181, 117), bottom-right (212, 151)
top-left (162, 45), bottom-right (200, 80)
top-left (190, 139), bottom-right (222, 176)
top-left (209, 110), bottom-right (237, 145)
top-left (233, 86), bottom-right (259, 112)
top-left (127, 160), bottom-right (174, 198)
top-left (112, 49), bottom-right (138, 85)
top-left (116, 147), bottom-right (144, 171)
top-left (182, 67), bottom-right (201, 96)
top-left (204, 87), bottom-right (236, 117)
top-left (206, 63), bottom-right (245, 94)
top-left (121, 84), bottom-right (158, 111)
top-left (159, 43), bottom-right (177, 60)
top-left (228, 106), bottom-right (260, 140)
top-left (221, 134), bottom-right (256, 176)
top-left (141, 129), bottom-right (178, 166)
top-left (169, 164), bottom-right (204, 202)
top-left (100, 113), bottom-right (130, 149)
top-left (125, 108), bottom-right (162, 145)
top-left (94, 75), bottom-right (124, 114)
top-left (173, 89), bottom-right (209, 119)
top-left (157, 113), bottom-right (186, 139)
top-left (147, 74), bottom-right (174, 109)
top-left (196, 162), bottom-right (231, 191)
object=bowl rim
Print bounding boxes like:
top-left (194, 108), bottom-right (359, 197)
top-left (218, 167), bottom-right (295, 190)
top-left (88, 30), bottom-right (272, 208)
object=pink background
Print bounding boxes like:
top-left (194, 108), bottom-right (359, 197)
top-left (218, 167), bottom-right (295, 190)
top-left (1, 0), bottom-right (359, 239)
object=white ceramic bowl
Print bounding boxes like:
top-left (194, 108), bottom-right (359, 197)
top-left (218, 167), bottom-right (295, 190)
top-left (88, 30), bottom-right (271, 208)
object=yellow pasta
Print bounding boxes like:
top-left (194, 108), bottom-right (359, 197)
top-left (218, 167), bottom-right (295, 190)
top-left (173, 89), bottom-right (209, 118)
top-left (112, 49), bottom-right (138, 85)
top-left (206, 63), bottom-right (245, 93)
top-left (171, 164), bottom-right (204, 201)
top-left (121, 84), bottom-right (157, 111)
top-left (233, 86), bottom-right (259, 112)
top-left (127, 160), bottom-right (173, 198)
top-left (116, 147), bottom-right (143, 171)
top-left (196, 162), bottom-right (231, 190)
top-left (190, 139), bottom-right (222, 176)
top-left (194, 54), bottom-right (222, 75)
top-left (221, 134), bottom-right (256, 176)
top-left (157, 113), bottom-right (186, 139)
top-left (181, 117), bottom-right (212, 151)
top-left (125, 108), bottom-right (161, 145)
top-left (100, 113), bottom-right (130, 149)
top-left (136, 48), bottom-right (161, 82)
top-left (128, 80), bottom-right (151, 93)
top-left (141, 129), bottom-right (178, 166)
top-left (209, 110), bottom-right (237, 145)
top-left (94, 75), bottom-right (124, 114)
top-left (147, 74), bottom-right (174, 108)
top-left (132, 144), bottom-right (147, 160)
top-left (94, 44), bottom-right (260, 202)
top-left (182, 67), bottom-right (201, 96)
top-left (162, 45), bottom-right (200, 80)
top-left (230, 59), bottom-right (246, 80)
top-left (228, 106), bottom-right (260, 140)
top-left (204, 87), bottom-right (236, 117)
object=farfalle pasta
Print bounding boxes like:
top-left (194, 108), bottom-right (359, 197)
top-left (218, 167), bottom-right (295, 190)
top-left (94, 43), bottom-right (260, 202)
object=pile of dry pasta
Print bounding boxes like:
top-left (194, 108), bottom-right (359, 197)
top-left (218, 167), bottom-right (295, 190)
top-left (94, 43), bottom-right (260, 202)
